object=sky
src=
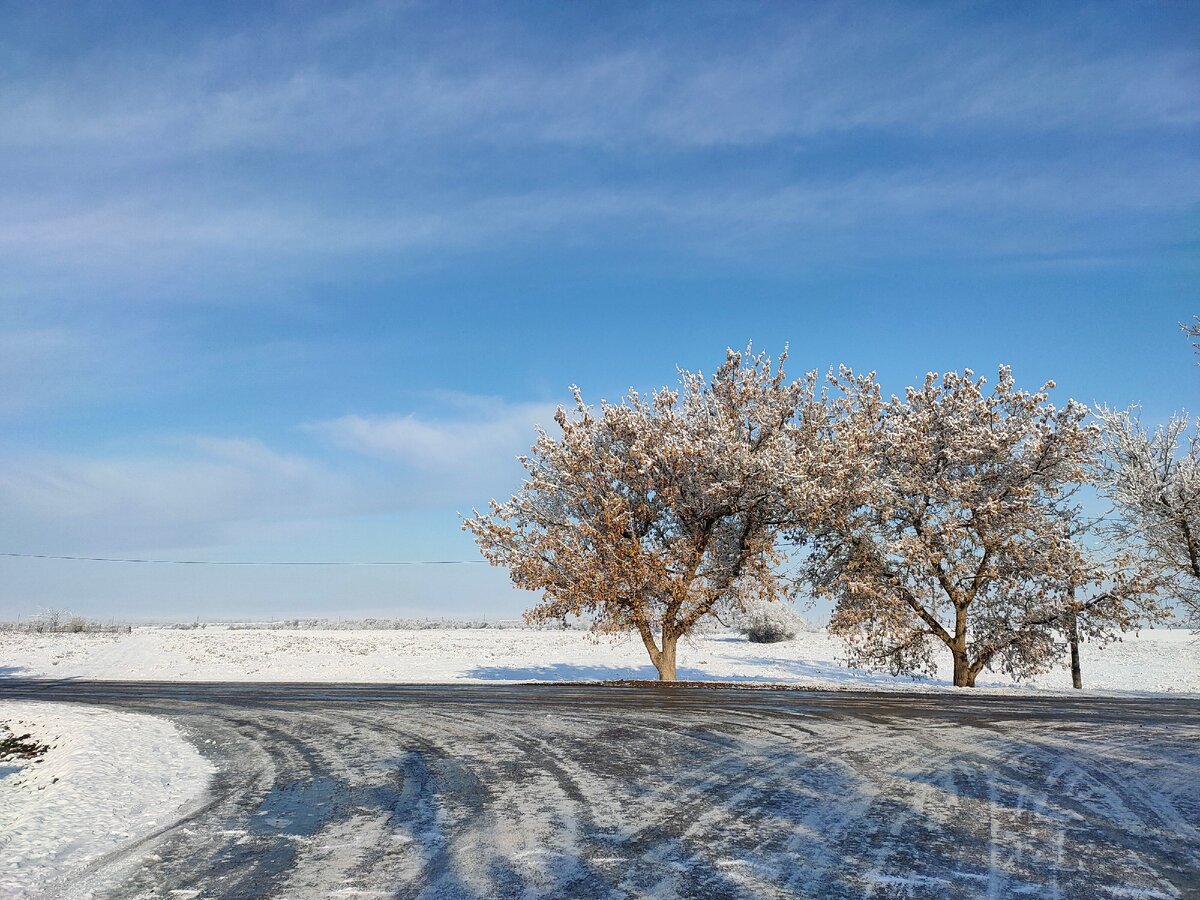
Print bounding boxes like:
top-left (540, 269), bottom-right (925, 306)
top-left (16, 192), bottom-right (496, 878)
top-left (0, 0), bottom-right (1197, 622)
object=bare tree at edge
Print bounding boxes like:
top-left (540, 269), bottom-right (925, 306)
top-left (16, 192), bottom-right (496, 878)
top-left (1049, 517), bottom-right (1168, 689)
top-left (1094, 408), bottom-right (1200, 628)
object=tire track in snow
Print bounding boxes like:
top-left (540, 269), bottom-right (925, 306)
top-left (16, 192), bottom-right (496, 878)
top-left (1, 682), bottom-right (1195, 899)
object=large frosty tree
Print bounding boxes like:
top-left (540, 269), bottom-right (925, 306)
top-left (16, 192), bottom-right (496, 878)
top-left (806, 367), bottom-right (1131, 687)
top-left (1094, 409), bottom-right (1200, 627)
top-left (464, 347), bottom-right (857, 681)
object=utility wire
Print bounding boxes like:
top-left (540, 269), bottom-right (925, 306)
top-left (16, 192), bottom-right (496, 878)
top-left (0, 552), bottom-right (486, 566)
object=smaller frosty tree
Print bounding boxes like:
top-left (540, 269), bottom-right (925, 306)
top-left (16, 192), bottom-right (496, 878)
top-left (807, 367), bottom-right (1135, 687)
top-left (1094, 408), bottom-right (1200, 627)
top-left (1045, 519), bottom-right (1167, 689)
top-left (737, 599), bottom-right (805, 643)
top-left (464, 347), bottom-right (856, 681)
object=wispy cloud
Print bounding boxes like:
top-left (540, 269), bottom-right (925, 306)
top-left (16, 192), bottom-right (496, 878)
top-left (2, 4), bottom-right (1193, 157)
top-left (0, 394), bottom-right (553, 552)
top-left (0, 1), bottom-right (1193, 344)
top-left (309, 398), bottom-right (555, 471)
top-left (0, 438), bottom-right (355, 551)
top-left (3, 155), bottom-right (1193, 302)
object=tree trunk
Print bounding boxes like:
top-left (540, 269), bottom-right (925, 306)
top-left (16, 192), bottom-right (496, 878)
top-left (657, 631), bottom-right (678, 682)
top-left (952, 649), bottom-right (971, 687)
top-left (951, 604), bottom-right (972, 687)
top-left (636, 623), bottom-right (679, 682)
top-left (1067, 601), bottom-right (1082, 690)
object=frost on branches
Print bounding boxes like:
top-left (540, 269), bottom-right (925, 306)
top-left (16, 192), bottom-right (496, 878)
top-left (1095, 408), bottom-right (1200, 627)
top-left (805, 367), bottom-right (1163, 687)
top-left (463, 346), bottom-right (857, 681)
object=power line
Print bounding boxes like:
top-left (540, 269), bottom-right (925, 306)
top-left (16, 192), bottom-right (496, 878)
top-left (0, 552), bottom-right (487, 566)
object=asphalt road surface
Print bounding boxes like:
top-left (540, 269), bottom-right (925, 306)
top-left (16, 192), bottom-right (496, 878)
top-left (3, 681), bottom-right (1198, 899)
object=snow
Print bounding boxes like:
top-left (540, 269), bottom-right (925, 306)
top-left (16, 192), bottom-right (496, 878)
top-left (0, 701), bottom-right (214, 898)
top-left (1, 625), bottom-right (1195, 695)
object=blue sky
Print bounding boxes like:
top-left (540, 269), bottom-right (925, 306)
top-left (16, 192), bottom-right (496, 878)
top-left (1, 1), bottom-right (1197, 621)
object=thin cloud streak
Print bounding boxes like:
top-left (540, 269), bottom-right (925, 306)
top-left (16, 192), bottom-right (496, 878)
top-left (3, 159), bottom-right (1194, 285)
top-left (0, 2), bottom-right (1194, 312)
top-left (1, 5), bottom-right (1194, 157)
top-left (309, 401), bottom-right (556, 471)
top-left (0, 396), bottom-right (553, 552)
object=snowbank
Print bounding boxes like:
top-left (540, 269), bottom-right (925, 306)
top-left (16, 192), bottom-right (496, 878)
top-left (0, 702), bottom-right (214, 898)
top-left (0, 625), bottom-right (1196, 695)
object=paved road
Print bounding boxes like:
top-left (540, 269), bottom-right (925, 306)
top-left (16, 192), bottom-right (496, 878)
top-left (3, 681), bottom-right (1199, 899)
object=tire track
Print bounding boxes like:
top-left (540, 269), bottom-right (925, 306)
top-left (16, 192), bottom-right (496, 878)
top-left (2, 683), bottom-right (1194, 899)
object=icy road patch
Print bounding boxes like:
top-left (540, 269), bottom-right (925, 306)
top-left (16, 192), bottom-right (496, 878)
top-left (0, 702), bottom-right (214, 898)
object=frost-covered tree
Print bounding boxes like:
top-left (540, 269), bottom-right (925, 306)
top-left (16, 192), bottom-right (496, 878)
top-left (1184, 317), bottom-right (1199, 360)
top-left (806, 367), bottom-right (1111, 687)
top-left (1094, 409), bottom-right (1200, 627)
top-left (737, 599), bottom-right (806, 643)
top-left (1031, 513), bottom-right (1169, 688)
top-left (464, 347), bottom-right (858, 681)
top-left (1055, 572), bottom-right (1167, 690)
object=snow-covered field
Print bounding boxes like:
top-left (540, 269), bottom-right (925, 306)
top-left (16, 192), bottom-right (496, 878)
top-left (0, 702), bottom-right (214, 898)
top-left (2, 625), bottom-right (1196, 694)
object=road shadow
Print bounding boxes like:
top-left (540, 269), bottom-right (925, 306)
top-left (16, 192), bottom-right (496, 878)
top-left (466, 662), bottom-right (840, 682)
top-left (467, 663), bottom-right (682, 681)
top-left (703, 652), bottom-right (940, 687)
top-left (465, 654), bottom-right (938, 687)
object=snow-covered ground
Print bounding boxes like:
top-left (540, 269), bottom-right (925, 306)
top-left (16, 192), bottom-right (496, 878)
top-left (0, 702), bottom-right (214, 898)
top-left (1, 625), bottom-right (1196, 694)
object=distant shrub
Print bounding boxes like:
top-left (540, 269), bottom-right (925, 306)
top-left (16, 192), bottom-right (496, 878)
top-left (738, 601), bottom-right (803, 644)
top-left (223, 617), bottom-right (592, 631)
top-left (0, 610), bottom-right (128, 634)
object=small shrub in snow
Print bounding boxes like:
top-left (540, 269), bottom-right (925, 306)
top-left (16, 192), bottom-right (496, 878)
top-left (0, 725), bottom-right (50, 762)
top-left (738, 602), bottom-right (802, 644)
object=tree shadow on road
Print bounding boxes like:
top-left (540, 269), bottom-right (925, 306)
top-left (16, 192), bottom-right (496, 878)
top-left (464, 657), bottom-right (941, 688)
top-left (464, 662), bottom-right (763, 682)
